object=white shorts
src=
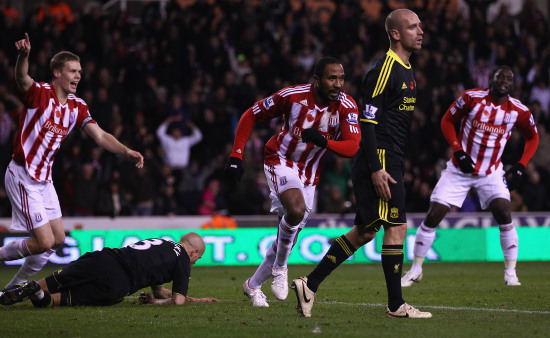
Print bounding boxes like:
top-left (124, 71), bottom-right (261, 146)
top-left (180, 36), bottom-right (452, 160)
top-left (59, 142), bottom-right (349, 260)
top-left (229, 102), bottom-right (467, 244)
top-left (264, 164), bottom-right (315, 228)
top-left (431, 160), bottom-right (510, 210)
top-left (4, 160), bottom-right (62, 232)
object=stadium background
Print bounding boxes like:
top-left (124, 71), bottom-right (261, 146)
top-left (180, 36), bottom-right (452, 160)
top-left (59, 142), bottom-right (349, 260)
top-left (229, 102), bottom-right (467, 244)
top-left (0, 0), bottom-right (549, 265)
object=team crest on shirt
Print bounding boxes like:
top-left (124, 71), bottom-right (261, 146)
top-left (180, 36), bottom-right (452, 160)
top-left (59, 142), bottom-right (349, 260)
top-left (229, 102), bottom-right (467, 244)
top-left (263, 96), bottom-right (274, 110)
top-left (456, 97), bottom-right (465, 109)
top-left (329, 114), bottom-right (339, 127)
top-left (35, 213), bottom-right (42, 222)
top-left (279, 176), bottom-right (287, 186)
top-left (504, 113), bottom-right (511, 123)
top-left (346, 112), bottom-right (358, 124)
top-left (390, 207), bottom-right (399, 219)
top-left (529, 115), bottom-right (535, 126)
top-left (69, 111), bottom-right (76, 124)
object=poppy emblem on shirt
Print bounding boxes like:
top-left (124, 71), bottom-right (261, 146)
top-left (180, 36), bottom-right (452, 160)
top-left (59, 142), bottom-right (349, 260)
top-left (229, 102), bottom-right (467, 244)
top-left (410, 81), bottom-right (414, 89)
top-left (306, 114), bottom-right (314, 122)
top-left (55, 111), bottom-right (61, 118)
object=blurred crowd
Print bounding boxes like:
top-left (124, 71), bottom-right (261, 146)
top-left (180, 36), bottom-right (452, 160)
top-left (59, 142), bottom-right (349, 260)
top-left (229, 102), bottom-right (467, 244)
top-left (0, 0), bottom-right (549, 219)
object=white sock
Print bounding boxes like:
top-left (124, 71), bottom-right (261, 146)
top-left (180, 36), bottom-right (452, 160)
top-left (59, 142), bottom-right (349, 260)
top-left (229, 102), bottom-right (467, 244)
top-left (0, 239), bottom-right (31, 261)
top-left (499, 223), bottom-right (518, 269)
top-left (249, 242), bottom-right (277, 289)
top-left (6, 249), bottom-right (55, 287)
top-left (273, 216), bottom-right (298, 270)
top-left (412, 222), bottom-right (436, 271)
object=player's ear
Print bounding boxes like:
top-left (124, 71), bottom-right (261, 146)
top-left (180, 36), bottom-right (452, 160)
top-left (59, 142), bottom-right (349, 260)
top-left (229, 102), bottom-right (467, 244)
top-left (389, 29), bottom-right (400, 41)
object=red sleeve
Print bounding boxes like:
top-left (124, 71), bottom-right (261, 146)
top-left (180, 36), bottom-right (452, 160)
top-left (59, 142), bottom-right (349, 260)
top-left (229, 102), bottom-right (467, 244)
top-left (441, 92), bottom-right (470, 152)
top-left (441, 110), bottom-right (462, 152)
top-left (326, 108), bottom-right (360, 158)
top-left (230, 108), bottom-right (256, 159)
top-left (514, 110), bottom-right (539, 167)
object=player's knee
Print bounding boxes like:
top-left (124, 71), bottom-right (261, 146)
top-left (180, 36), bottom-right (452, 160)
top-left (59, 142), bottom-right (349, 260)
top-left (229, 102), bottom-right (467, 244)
top-left (32, 237), bottom-right (55, 253)
top-left (285, 204), bottom-right (307, 225)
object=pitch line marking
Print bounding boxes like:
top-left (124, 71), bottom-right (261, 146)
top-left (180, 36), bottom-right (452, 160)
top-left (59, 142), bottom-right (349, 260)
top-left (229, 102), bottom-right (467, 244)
top-left (127, 297), bottom-right (550, 314)
top-left (321, 301), bottom-right (550, 315)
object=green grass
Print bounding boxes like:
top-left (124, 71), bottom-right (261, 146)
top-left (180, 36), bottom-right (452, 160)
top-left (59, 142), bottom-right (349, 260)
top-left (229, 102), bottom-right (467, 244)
top-left (1, 262), bottom-right (549, 337)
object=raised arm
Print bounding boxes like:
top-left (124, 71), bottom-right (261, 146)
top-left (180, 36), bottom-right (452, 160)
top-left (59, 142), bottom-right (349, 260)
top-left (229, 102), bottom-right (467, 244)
top-left (14, 33), bottom-right (33, 93)
top-left (83, 123), bottom-right (144, 168)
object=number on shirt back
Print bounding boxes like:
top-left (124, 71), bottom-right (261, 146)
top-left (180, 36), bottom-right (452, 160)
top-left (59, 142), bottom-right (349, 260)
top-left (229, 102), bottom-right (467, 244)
top-left (130, 238), bottom-right (164, 250)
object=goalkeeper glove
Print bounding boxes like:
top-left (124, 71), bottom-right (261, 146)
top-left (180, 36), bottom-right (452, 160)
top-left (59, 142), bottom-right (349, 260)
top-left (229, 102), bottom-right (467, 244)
top-left (505, 163), bottom-right (525, 191)
top-left (223, 156), bottom-right (244, 185)
top-left (301, 128), bottom-right (327, 147)
top-left (453, 150), bottom-right (475, 173)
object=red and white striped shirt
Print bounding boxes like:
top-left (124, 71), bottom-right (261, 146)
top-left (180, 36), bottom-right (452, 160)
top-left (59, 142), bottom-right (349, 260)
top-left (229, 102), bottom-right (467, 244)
top-left (12, 81), bottom-right (96, 182)
top-left (445, 88), bottom-right (538, 175)
top-left (232, 84), bottom-right (360, 186)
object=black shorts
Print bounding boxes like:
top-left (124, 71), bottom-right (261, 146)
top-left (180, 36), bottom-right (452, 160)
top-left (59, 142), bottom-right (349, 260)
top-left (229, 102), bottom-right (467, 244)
top-left (352, 148), bottom-right (407, 230)
top-left (45, 251), bottom-right (132, 306)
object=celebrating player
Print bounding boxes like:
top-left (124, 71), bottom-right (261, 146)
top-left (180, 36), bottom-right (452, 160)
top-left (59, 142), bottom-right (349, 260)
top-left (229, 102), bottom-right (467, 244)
top-left (0, 33), bottom-right (144, 287)
top-left (293, 9), bottom-right (431, 318)
top-left (0, 232), bottom-right (218, 307)
top-left (224, 57), bottom-right (360, 307)
top-left (401, 66), bottom-right (539, 287)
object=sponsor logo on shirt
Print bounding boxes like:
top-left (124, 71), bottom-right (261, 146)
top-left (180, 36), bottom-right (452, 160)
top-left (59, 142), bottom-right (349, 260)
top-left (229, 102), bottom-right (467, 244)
top-left (472, 119), bottom-right (506, 135)
top-left (300, 99), bottom-right (308, 106)
top-left (401, 82), bottom-right (407, 89)
top-left (346, 112), bottom-right (358, 124)
top-left (263, 96), bottom-right (274, 110)
top-left (43, 120), bottom-right (69, 136)
top-left (399, 97), bottom-right (416, 111)
top-left (362, 104), bottom-right (378, 120)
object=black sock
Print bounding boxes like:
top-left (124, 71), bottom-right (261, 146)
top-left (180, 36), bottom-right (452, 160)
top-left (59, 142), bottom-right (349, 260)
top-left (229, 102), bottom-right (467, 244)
top-left (381, 244), bottom-right (405, 312)
top-left (307, 235), bottom-right (356, 292)
top-left (31, 291), bottom-right (53, 308)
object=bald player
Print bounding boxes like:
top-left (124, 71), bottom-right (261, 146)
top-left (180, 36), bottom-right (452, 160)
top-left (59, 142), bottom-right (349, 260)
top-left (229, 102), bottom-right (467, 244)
top-left (292, 9), bottom-right (431, 319)
top-left (0, 232), bottom-right (218, 307)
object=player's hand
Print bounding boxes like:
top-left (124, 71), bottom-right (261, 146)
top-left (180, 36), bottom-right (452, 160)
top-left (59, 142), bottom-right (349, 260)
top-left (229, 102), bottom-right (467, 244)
top-left (15, 33), bottom-right (31, 56)
top-left (126, 149), bottom-right (144, 168)
top-left (224, 156), bottom-right (244, 185)
top-left (301, 128), bottom-right (327, 147)
top-left (505, 163), bottom-right (525, 191)
top-left (453, 150), bottom-right (475, 173)
top-left (139, 292), bottom-right (154, 304)
top-left (371, 169), bottom-right (396, 201)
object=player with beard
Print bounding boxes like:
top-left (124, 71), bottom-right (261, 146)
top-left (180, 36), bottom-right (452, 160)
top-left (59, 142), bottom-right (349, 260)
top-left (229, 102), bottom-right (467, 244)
top-left (224, 57), bottom-right (360, 307)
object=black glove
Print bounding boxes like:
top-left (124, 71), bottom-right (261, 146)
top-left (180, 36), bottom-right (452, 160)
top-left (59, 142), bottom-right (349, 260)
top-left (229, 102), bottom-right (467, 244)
top-left (505, 163), bottom-right (525, 191)
top-left (301, 128), bottom-right (327, 147)
top-left (453, 150), bottom-right (475, 173)
top-left (223, 157), bottom-right (244, 185)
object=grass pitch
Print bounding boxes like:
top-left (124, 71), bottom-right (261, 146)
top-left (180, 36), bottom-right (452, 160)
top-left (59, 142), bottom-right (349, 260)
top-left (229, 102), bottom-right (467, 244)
top-left (1, 261), bottom-right (549, 337)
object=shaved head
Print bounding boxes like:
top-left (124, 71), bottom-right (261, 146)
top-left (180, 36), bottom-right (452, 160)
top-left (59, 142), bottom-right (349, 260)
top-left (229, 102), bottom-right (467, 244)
top-left (180, 232), bottom-right (205, 255)
top-left (385, 8), bottom-right (417, 40)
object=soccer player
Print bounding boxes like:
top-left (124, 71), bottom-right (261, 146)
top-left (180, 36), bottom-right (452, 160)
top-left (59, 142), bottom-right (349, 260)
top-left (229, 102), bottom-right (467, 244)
top-left (224, 57), bottom-right (361, 307)
top-left (0, 232), bottom-right (218, 307)
top-left (0, 33), bottom-right (144, 287)
top-left (401, 66), bottom-right (539, 287)
top-left (293, 9), bottom-right (431, 318)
